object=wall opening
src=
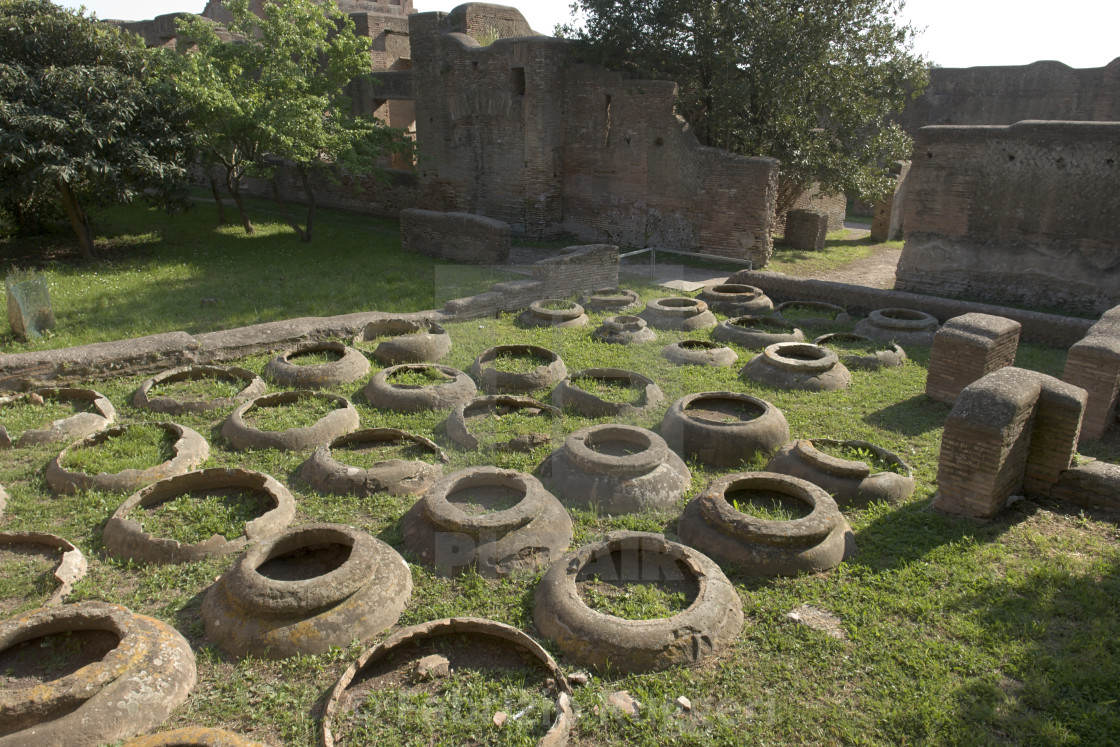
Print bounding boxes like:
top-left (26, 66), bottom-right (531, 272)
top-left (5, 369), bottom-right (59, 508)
top-left (511, 67), bottom-right (526, 96)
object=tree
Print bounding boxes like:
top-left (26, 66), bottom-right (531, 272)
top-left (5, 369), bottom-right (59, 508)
top-left (562, 0), bottom-right (928, 216)
top-left (173, 0), bottom-right (408, 241)
top-left (0, 0), bottom-right (192, 260)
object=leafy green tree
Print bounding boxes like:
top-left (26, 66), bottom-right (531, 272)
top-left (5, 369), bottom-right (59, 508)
top-left (0, 0), bottom-right (192, 260)
top-left (562, 0), bottom-right (928, 215)
top-left (174, 0), bottom-right (408, 241)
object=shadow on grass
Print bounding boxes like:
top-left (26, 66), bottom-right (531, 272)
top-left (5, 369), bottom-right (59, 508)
top-left (864, 393), bottom-right (952, 436)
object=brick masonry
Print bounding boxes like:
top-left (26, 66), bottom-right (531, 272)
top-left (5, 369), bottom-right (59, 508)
top-left (925, 313), bottom-right (1022, 405)
top-left (400, 208), bottom-right (511, 263)
top-left (896, 121), bottom-right (1120, 315)
top-left (934, 367), bottom-right (1086, 519)
top-left (1062, 305), bottom-right (1120, 442)
top-left (870, 161), bottom-right (910, 243)
top-left (783, 210), bottom-right (829, 252)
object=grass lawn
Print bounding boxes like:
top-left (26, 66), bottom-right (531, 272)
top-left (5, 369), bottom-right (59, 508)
top-left (2, 203), bottom-right (1119, 745)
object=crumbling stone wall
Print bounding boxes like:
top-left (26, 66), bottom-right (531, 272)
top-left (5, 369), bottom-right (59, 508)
top-left (902, 58), bottom-right (1120, 131)
top-left (776, 186), bottom-right (845, 235)
top-left (870, 161), bottom-right (910, 242)
top-left (896, 121), bottom-right (1120, 315)
top-left (400, 208), bottom-right (511, 263)
top-left (409, 7), bottom-right (779, 265)
top-left (441, 2), bottom-right (536, 39)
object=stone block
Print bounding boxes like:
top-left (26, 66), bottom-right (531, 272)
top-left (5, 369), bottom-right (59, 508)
top-left (926, 313), bottom-right (1021, 404)
top-left (400, 209), bottom-right (511, 264)
top-left (784, 210), bottom-right (829, 252)
top-left (1062, 305), bottom-right (1120, 442)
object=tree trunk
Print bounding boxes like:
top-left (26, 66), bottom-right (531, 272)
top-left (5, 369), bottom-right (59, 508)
top-left (226, 166), bottom-right (253, 235)
top-left (268, 177), bottom-right (308, 242)
top-left (296, 164), bottom-right (315, 243)
top-left (58, 181), bottom-right (96, 261)
top-left (208, 173), bottom-right (228, 225)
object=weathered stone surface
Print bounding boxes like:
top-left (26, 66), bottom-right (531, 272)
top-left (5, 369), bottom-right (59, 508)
top-left (222, 391), bottom-right (359, 451)
top-left (120, 727), bottom-right (267, 746)
top-left (1062, 305), bottom-right (1120, 442)
top-left (132, 365), bottom-right (265, 415)
top-left (446, 395), bottom-right (562, 451)
top-left (0, 532), bottom-right (87, 606)
top-left (534, 532), bottom-right (743, 673)
top-left (740, 342), bottom-right (852, 392)
top-left (415, 654), bottom-right (451, 681)
top-left (854, 308), bottom-right (939, 346)
top-left (786, 604), bottom-right (846, 640)
top-left (202, 523), bottom-right (412, 659)
top-left (696, 283), bottom-right (773, 315)
top-left (606, 691), bottom-right (641, 718)
top-left (263, 342), bottom-right (370, 389)
top-left (661, 392), bottom-right (789, 468)
top-left (639, 297), bottom-right (717, 331)
top-left (103, 468), bottom-right (296, 565)
top-left (0, 601), bottom-right (196, 746)
top-left (321, 617), bottom-right (574, 747)
top-left (678, 472), bottom-right (856, 577)
top-left (590, 315), bottom-right (656, 345)
top-left (45, 422), bottom-right (209, 495)
top-left (0, 387), bottom-right (116, 449)
top-left (538, 425), bottom-right (690, 514)
top-left (813, 333), bottom-right (906, 371)
top-left (713, 315), bottom-right (804, 349)
top-left (400, 208), bottom-right (511, 263)
top-left (469, 345), bottom-right (567, 394)
top-left (784, 209), bottom-right (829, 251)
top-left (300, 428), bottom-right (447, 497)
top-left (364, 364), bottom-right (477, 412)
top-left (661, 340), bottom-right (738, 367)
top-left (870, 160), bottom-right (910, 242)
top-left (518, 300), bottom-right (589, 329)
top-left (551, 368), bottom-right (663, 418)
top-left (765, 439), bottom-right (915, 508)
top-left (896, 121), bottom-right (1120, 315)
top-left (354, 318), bottom-right (451, 365)
top-left (926, 313), bottom-right (1021, 405)
top-left (401, 466), bottom-right (573, 578)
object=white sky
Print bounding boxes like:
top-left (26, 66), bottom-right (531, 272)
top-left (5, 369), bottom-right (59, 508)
top-left (61, 0), bottom-right (1119, 69)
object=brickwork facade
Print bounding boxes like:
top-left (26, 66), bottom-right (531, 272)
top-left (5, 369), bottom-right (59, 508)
top-left (400, 208), bottom-right (511, 263)
top-left (1062, 305), bottom-right (1120, 442)
top-left (896, 121), bottom-right (1120, 315)
top-left (925, 314), bottom-right (1021, 405)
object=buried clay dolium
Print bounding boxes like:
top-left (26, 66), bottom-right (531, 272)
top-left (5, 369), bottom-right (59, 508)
top-left (533, 531), bottom-right (743, 673)
top-left (0, 387), bottom-right (116, 449)
top-left (354, 318), bottom-right (451, 364)
top-left (0, 601), bottom-right (196, 745)
top-left (132, 365), bottom-right (265, 415)
top-left (661, 339), bottom-right (738, 367)
top-left (202, 523), bottom-right (412, 659)
top-left (740, 342), bottom-right (852, 391)
top-left (0, 531), bottom-right (87, 606)
top-left (263, 341), bottom-right (370, 389)
top-left (696, 283), bottom-right (773, 315)
top-left (550, 368), bottom-right (663, 418)
top-left (519, 299), bottom-right (589, 328)
top-left (401, 466), bottom-right (573, 578)
top-left (537, 424), bottom-right (690, 513)
top-left (102, 468), bottom-right (296, 565)
top-left (469, 344), bottom-right (567, 394)
top-left (445, 395), bottom-right (562, 452)
top-left (364, 364), bottom-right (477, 411)
top-left (300, 428), bottom-right (447, 497)
top-left (638, 296), bottom-right (717, 331)
top-left (222, 391), bottom-right (359, 451)
top-left (661, 391), bottom-right (789, 468)
top-left (677, 471), bottom-right (856, 576)
top-left (766, 438), bottom-right (915, 508)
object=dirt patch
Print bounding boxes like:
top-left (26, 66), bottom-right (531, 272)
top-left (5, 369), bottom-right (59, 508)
top-left (817, 246), bottom-right (901, 288)
top-left (256, 543), bottom-right (353, 581)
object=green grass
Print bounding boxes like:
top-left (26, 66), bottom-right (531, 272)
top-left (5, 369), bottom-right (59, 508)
top-left (60, 424), bottom-right (175, 474)
top-left (814, 441), bottom-right (908, 474)
top-left (571, 376), bottom-right (643, 404)
top-left (2, 216), bottom-right (1120, 744)
top-left (0, 397), bottom-right (90, 438)
top-left (0, 195), bottom-right (517, 354)
top-left (244, 396), bottom-right (342, 431)
top-left (139, 489), bottom-right (271, 544)
top-left (487, 351), bottom-right (550, 374)
top-left (288, 350), bottom-right (342, 366)
top-left (820, 336), bottom-right (893, 356)
top-left (148, 376), bottom-right (244, 402)
top-left (763, 234), bottom-right (900, 277)
top-left (389, 366), bottom-right (454, 386)
top-left (579, 576), bottom-right (691, 620)
top-left (333, 440), bottom-right (444, 468)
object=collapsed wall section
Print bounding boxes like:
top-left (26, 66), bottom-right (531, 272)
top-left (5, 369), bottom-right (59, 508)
top-left (896, 120), bottom-right (1120, 315)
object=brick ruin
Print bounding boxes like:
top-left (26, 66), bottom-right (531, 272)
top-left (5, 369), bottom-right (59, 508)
top-left (925, 314), bottom-right (1021, 405)
top-left (895, 120), bottom-right (1120, 315)
top-left (1062, 306), bottom-right (1120, 443)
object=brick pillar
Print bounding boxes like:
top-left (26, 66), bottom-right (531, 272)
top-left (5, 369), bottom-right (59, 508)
top-left (1062, 306), bottom-right (1120, 443)
top-left (925, 313), bottom-right (1021, 405)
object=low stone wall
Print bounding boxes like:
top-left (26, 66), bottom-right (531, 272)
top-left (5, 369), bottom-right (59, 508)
top-left (400, 209), bottom-right (511, 264)
top-left (726, 270), bottom-right (1094, 347)
top-left (1062, 305), bottom-right (1120, 442)
top-left (1051, 460), bottom-right (1120, 513)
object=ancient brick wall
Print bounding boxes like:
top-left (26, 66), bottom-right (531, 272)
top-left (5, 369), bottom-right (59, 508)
top-left (925, 314), bottom-right (1021, 405)
top-left (896, 121), bottom-right (1120, 315)
top-left (774, 186), bottom-right (846, 235)
top-left (409, 9), bottom-right (778, 265)
top-left (901, 58), bottom-right (1120, 131)
top-left (441, 2), bottom-right (536, 39)
top-left (1062, 305), bottom-right (1120, 442)
top-left (400, 209), bottom-right (511, 263)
